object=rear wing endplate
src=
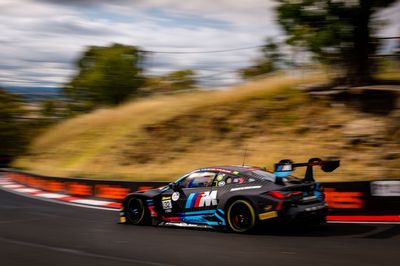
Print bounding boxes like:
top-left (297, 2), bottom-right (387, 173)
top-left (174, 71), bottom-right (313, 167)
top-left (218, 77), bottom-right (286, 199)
top-left (274, 158), bottom-right (340, 182)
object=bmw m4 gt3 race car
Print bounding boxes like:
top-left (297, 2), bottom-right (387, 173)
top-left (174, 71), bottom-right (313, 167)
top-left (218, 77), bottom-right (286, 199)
top-left (120, 158), bottom-right (340, 233)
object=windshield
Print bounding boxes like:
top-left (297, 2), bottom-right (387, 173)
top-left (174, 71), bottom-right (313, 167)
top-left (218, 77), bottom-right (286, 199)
top-left (179, 172), bottom-right (216, 188)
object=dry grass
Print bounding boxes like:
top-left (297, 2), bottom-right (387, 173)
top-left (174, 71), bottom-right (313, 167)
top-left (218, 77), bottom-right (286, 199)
top-left (14, 71), bottom-right (399, 182)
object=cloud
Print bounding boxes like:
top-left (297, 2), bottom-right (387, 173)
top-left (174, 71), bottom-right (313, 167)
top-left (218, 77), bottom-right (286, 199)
top-left (1, 0), bottom-right (398, 90)
top-left (1, 0), bottom-right (278, 89)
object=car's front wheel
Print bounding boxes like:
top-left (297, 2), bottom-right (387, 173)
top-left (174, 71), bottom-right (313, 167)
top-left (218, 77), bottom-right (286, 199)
top-left (226, 199), bottom-right (256, 233)
top-left (125, 197), bottom-right (149, 225)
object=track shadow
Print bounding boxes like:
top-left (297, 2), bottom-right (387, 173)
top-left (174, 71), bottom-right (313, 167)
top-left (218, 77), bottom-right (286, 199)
top-left (254, 223), bottom-right (382, 237)
top-left (361, 225), bottom-right (400, 239)
top-left (152, 222), bottom-right (382, 238)
top-left (119, 221), bottom-right (399, 239)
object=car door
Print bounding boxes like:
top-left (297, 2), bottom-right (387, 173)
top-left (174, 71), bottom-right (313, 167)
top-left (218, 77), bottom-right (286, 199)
top-left (159, 171), bottom-right (217, 221)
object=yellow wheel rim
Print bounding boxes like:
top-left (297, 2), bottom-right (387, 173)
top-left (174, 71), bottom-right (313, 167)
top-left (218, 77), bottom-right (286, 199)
top-left (227, 200), bottom-right (256, 233)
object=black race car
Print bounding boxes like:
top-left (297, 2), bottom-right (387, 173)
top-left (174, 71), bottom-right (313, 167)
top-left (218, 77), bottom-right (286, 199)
top-left (120, 158), bottom-right (340, 233)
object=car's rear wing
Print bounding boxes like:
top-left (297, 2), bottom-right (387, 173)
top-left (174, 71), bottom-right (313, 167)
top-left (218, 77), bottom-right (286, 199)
top-left (274, 158), bottom-right (340, 182)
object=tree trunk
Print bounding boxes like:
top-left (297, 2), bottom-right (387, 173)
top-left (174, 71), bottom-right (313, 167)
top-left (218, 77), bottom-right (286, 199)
top-left (345, 0), bottom-right (374, 86)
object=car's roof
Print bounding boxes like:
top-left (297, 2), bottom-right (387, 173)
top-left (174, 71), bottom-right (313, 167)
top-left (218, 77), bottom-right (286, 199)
top-left (196, 165), bottom-right (264, 174)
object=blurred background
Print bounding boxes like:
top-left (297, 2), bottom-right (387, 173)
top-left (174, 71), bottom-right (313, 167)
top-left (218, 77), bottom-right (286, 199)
top-left (1, 0), bottom-right (399, 181)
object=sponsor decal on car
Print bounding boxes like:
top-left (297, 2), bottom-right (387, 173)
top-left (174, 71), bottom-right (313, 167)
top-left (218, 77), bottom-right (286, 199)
top-left (185, 191), bottom-right (218, 208)
top-left (276, 164), bottom-right (292, 171)
top-left (200, 168), bottom-right (232, 174)
top-left (258, 211), bottom-right (277, 220)
top-left (148, 205), bottom-right (158, 217)
top-left (172, 192), bottom-right (180, 201)
top-left (162, 200), bottom-right (172, 210)
top-left (216, 173), bottom-right (225, 181)
top-left (230, 185), bottom-right (262, 192)
top-left (233, 177), bottom-right (244, 184)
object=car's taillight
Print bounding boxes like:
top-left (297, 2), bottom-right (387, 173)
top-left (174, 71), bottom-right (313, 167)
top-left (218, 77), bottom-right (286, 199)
top-left (267, 191), bottom-right (302, 199)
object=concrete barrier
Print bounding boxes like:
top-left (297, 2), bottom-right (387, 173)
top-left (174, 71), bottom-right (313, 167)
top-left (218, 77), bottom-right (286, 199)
top-left (2, 169), bottom-right (399, 220)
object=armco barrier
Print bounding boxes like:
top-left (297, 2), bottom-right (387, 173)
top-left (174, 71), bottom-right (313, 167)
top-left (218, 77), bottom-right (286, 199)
top-left (1, 169), bottom-right (399, 217)
top-left (1, 169), bottom-right (167, 201)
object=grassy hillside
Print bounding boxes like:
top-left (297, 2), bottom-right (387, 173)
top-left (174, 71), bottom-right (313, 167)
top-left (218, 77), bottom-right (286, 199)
top-left (14, 72), bottom-right (400, 181)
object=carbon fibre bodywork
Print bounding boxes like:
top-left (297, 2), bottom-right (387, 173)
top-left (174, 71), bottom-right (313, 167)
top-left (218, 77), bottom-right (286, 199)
top-left (120, 163), bottom-right (334, 229)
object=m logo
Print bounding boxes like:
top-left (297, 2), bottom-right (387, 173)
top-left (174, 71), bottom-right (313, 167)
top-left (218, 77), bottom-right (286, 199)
top-left (186, 191), bottom-right (218, 209)
top-left (199, 191), bottom-right (218, 207)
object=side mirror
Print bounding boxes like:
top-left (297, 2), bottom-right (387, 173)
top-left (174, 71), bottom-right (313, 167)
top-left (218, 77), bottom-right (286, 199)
top-left (168, 182), bottom-right (180, 191)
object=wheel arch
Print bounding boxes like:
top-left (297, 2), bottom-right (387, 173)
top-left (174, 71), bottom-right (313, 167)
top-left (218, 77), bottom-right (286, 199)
top-left (122, 192), bottom-right (151, 207)
top-left (219, 195), bottom-right (257, 214)
top-left (122, 193), bottom-right (153, 225)
top-left (222, 195), bottom-right (259, 233)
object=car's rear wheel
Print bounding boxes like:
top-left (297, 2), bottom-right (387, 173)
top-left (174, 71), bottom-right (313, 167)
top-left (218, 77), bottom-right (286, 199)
top-left (226, 199), bottom-right (256, 233)
top-left (125, 197), bottom-right (149, 225)
top-left (309, 214), bottom-right (327, 226)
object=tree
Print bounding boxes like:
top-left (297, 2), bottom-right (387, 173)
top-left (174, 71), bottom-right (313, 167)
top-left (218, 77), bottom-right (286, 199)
top-left (276, 0), bottom-right (397, 86)
top-left (39, 99), bottom-right (66, 119)
top-left (64, 43), bottom-right (145, 111)
top-left (0, 88), bottom-right (28, 156)
top-left (165, 69), bottom-right (198, 91)
top-left (145, 69), bottom-right (198, 94)
top-left (40, 100), bottom-right (56, 117)
top-left (395, 37), bottom-right (400, 62)
top-left (240, 38), bottom-right (284, 79)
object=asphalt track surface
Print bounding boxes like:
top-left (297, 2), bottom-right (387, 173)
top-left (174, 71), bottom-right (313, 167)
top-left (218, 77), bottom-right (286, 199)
top-left (1, 188), bottom-right (399, 266)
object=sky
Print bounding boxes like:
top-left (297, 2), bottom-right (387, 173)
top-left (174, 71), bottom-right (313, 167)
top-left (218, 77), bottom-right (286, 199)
top-left (0, 0), bottom-right (399, 91)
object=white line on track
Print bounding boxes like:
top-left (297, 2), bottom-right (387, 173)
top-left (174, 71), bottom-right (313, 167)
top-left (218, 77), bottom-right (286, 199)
top-left (0, 186), bottom-right (119, 211)
top-left (70, 199), bottom-right (114, 206)
top-left (0, 177), bottom-right (118, 212)
top-left (2, 184), bottom-right (23, 189)
top-left (14, 188), bottom-right (40, 193)
top-left (37, 193), bottom-right (67, 199)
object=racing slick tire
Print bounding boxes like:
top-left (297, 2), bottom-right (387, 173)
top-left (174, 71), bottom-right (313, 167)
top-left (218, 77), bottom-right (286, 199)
top-left (125, 197), bottom-right (150, 225)
top-left (226, 199), bottom-right (257, 233)
top-left (309, 214), bottom-right (327, 226)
